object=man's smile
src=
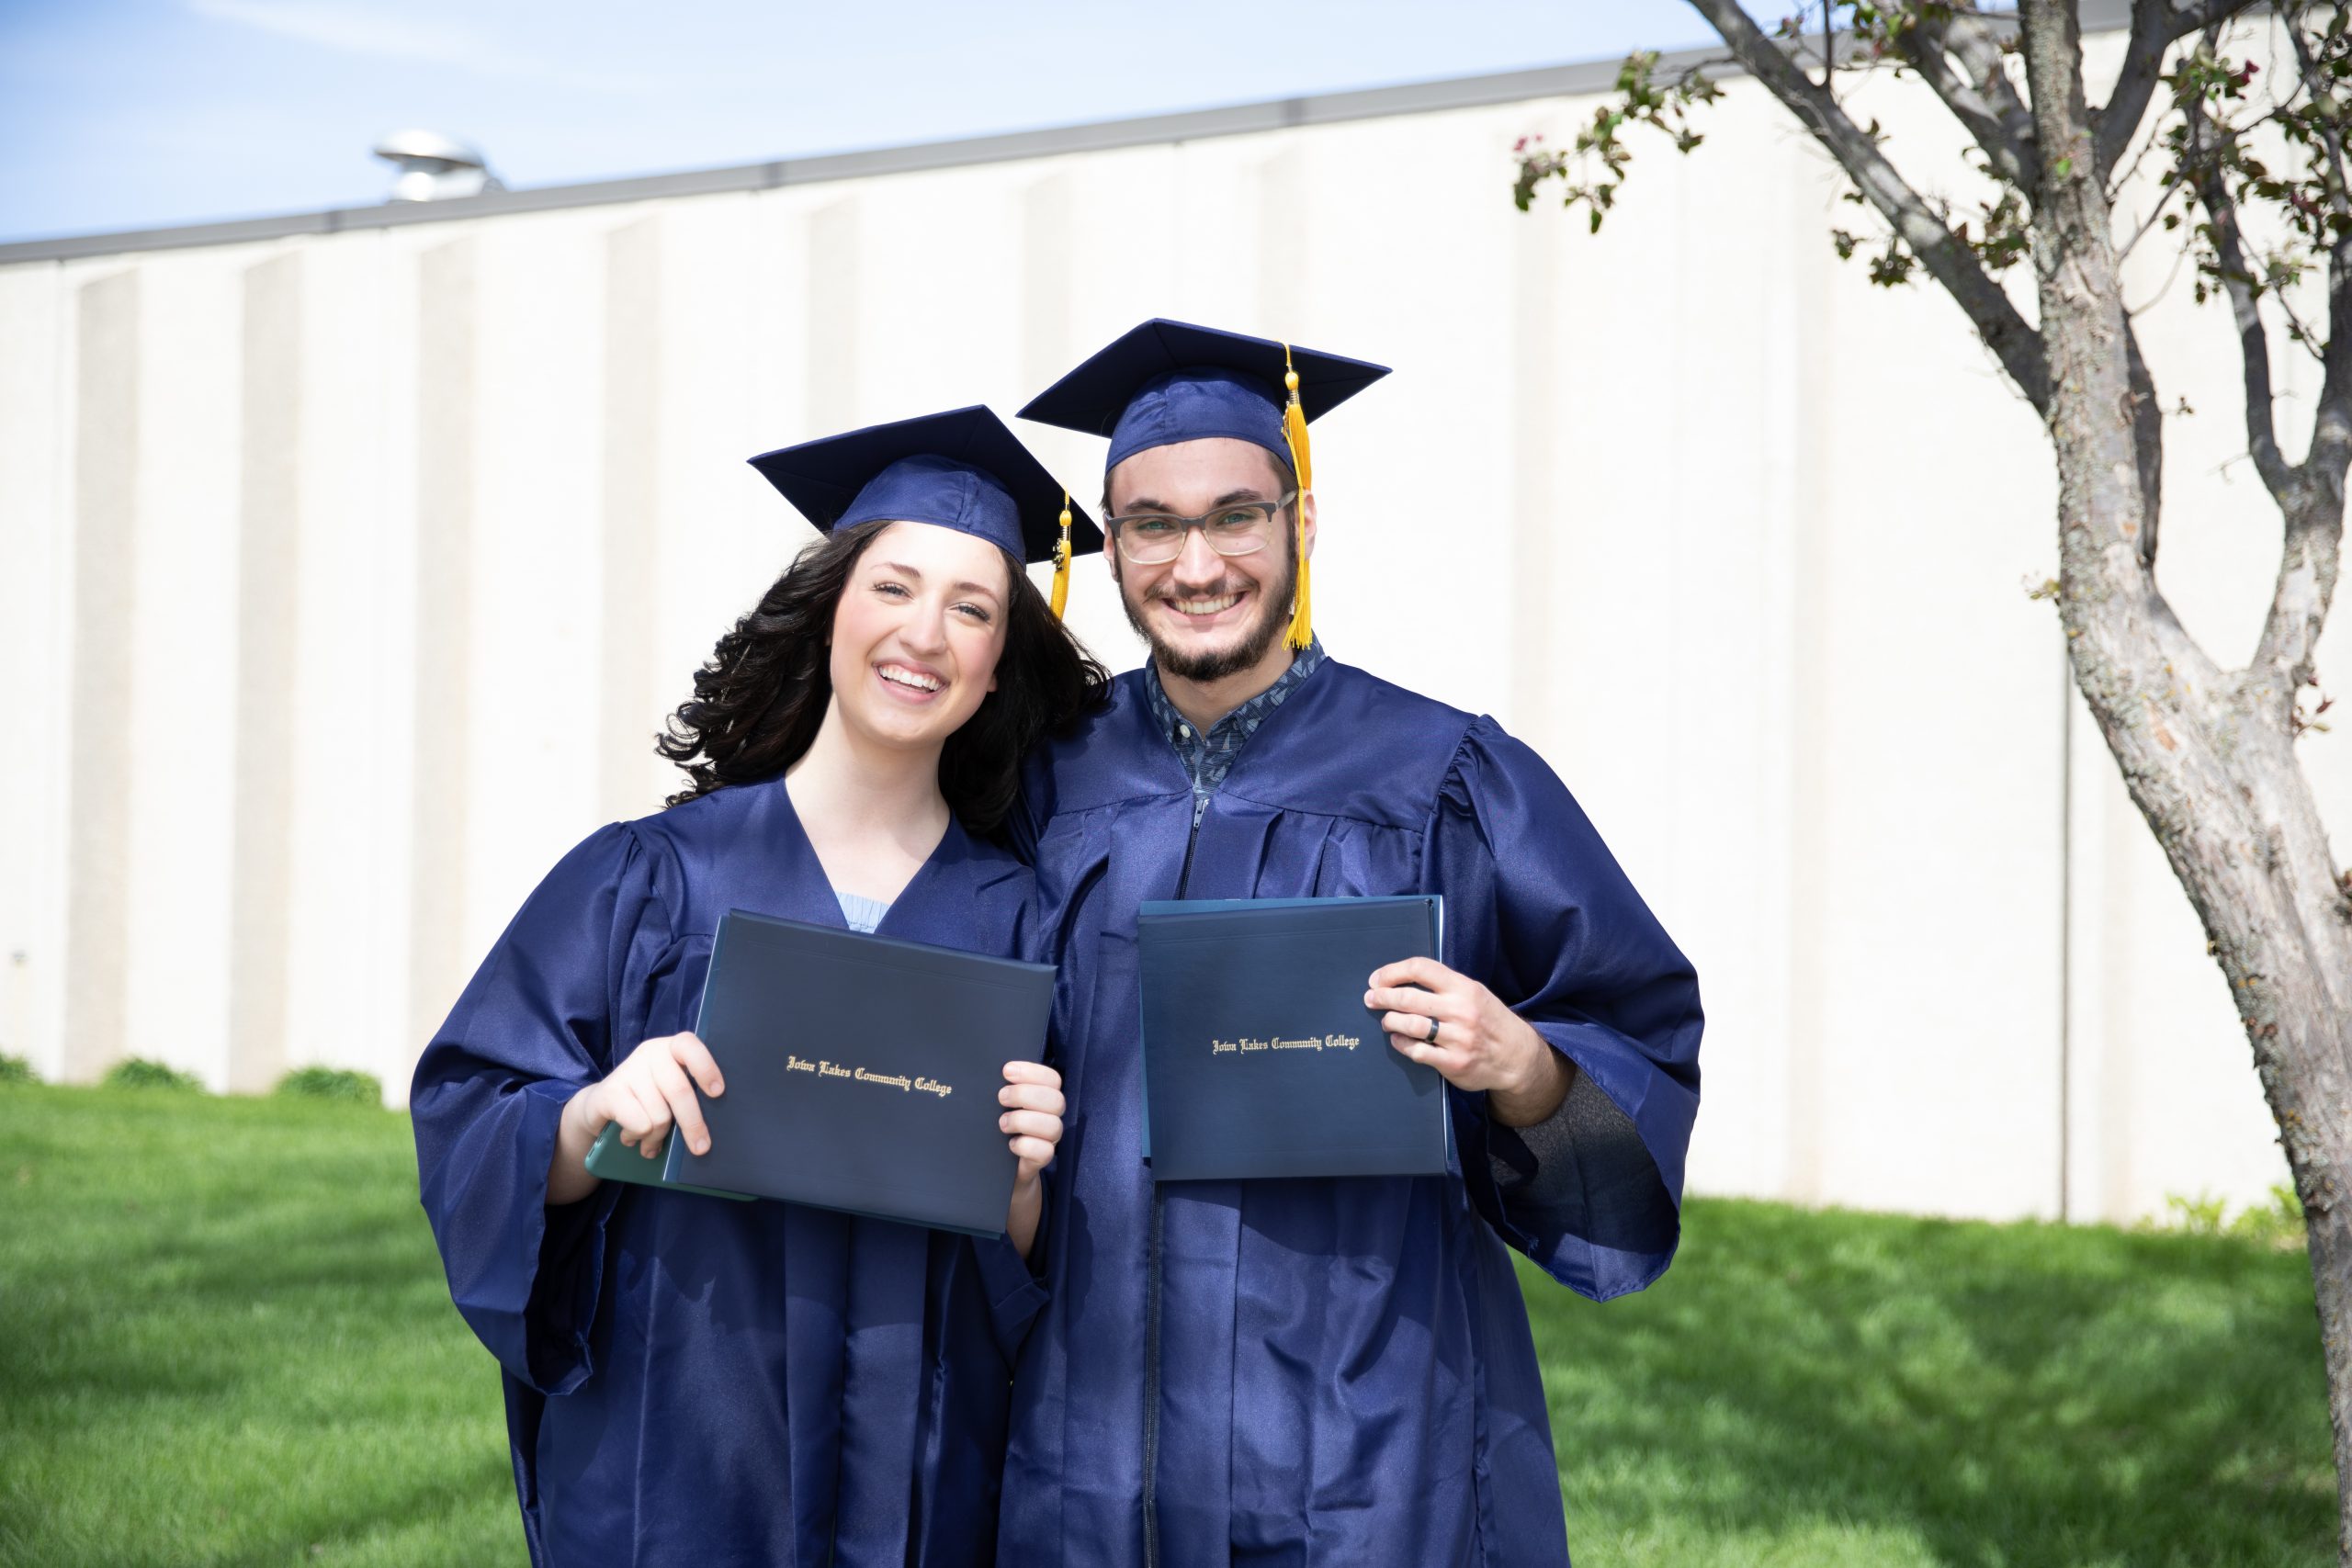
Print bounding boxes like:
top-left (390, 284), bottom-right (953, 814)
top-left (1156, 588), bottom-right (1250, 625)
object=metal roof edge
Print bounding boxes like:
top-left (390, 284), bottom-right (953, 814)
top-left (0, 3), bottom-right (2138, 267)
top-left (0, 46), bottom-right (1752, 265)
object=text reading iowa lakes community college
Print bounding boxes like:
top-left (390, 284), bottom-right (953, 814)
top-left (1211, 1034), bottom-right (1363, 1056)
top-left (785, 1055), bottom-right (954, 1098)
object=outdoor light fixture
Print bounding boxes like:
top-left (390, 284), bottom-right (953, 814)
top-left (371, 131), bottom-right (503, 202)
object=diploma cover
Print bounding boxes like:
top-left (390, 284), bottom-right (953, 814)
top-left (670, 908), bottom-right (1055, 1235)
top-left (1136, 896), bottom-right (1450, 1181)
top-left (584, 1122), bottom-right (752, 1201)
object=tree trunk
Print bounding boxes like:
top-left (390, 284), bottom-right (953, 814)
top-left (2019, 5), bottom-right (2352, 1555)
top-left (2267, 975), bottom-right (2352, 1564)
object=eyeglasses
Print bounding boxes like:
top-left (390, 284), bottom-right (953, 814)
top-left (1104, 491), bottom-right (1297, 566)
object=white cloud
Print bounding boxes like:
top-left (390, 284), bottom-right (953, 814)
top-left (183, 0), bottom-right (667, 94)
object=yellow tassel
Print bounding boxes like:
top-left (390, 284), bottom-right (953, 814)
top-left (1281, 344), bottom-right (1314, 650)
top-left (1049, 491), bottom-right (1073, 619)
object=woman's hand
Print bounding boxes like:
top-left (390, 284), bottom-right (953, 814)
top-left (1000, 1060), bottom-right (1065, 1259)
top-left (1365, 957), bottom-right (1572, 1128)
top-left (547, 1032), bottom-right (726, 1205)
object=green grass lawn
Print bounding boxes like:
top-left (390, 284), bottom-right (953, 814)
top-left (0, 1083), bottom-right (2333, 1567)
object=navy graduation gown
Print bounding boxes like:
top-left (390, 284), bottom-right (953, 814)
top-left (1001, 658), bottom-right (1702, 1567)
top-left (411, 775), bottom-right (1047, 1568)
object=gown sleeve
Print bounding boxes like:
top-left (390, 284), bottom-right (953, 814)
top-left (1424, 718), bottom-right (1703, 1302)
top-left (409, 821), bottom-right (683, 1394)
top-left (959, 865), bottom-right (1056, 1363)
top-left (968, 1233), bottom-right (1049, 1363)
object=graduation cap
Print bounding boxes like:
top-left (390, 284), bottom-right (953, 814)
top-left (749, 405), bottom-right (1105, 618)
top-left (1019, 320), bottom-right (1390, 649)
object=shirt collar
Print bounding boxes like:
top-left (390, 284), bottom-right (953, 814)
top-left (1144, 635), bottom-right (1327, 752)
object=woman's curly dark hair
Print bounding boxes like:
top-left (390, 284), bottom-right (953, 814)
top-left (657, 518), bottom-right (1110, 834)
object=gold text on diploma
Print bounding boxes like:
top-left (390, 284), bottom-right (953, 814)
top-left (1209, 1033), bottom-right (1363, 1056)
top-left (784, 1055), bottom-right (956, 1097)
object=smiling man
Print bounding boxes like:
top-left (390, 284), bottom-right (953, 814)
top-left (1001, 321), bottom-right (1705, 1567)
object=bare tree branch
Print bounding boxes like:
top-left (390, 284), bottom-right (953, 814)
top-left (2097, 0), bottom-right (2256, 181)
top-left (2290, 18), bottom-right (2352, 479)
top-left (1687, 0), bottom-right (2052, 413)
top-left (2253, 8), bottom-right (2352, 684)
top-left (2110, 90), bottom-right (2181, 201)
top-left (2115, 175), bottom-right (2189, 265)
top-left (2184, 78), bottom-right (2297, 496)
top-left (2125, 319), bottom-right (2165, 563)
top-left (1937, 6), bottom-right (2030, 109)
top-left (1894, 8), bottom-right (2041, 196)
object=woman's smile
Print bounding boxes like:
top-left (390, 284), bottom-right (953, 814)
top-left (874, 659), bottom-right (947, 700)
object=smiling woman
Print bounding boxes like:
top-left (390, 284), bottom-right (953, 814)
top-left (660, 505), bottom-right (1102, 835)
top-left (406, 406), bottom-right (1109, 1566)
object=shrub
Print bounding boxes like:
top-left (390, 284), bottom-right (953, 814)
top-left (275, 1066), bottom-right (384, 1105)
top-left (2161, 1192), bottom-right (2231, 1235)
top-left (2233, 1183), bottom-right (2307, 1248)
top-left (0, 1053), bottom-right (33, 1085)
top-left (101, 1057), bottom-right (204, 1092)
top-left (2149, 1186), bottom-right (2305, 1248)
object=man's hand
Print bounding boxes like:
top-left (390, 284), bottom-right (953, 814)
top-left (1365, 957), bottom-right (1572, 1128)
top-left (548, 1032), bottom-right (726, 1205)
top-left (1001, 1060), bottom-right (1065, 1259)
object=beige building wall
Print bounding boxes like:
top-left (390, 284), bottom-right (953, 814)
top-left (0, 23), bottom-right (2333, 1225)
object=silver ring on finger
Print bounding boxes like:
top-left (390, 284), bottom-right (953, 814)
top-left (1423, 1014), bottom-right (1442, 1043)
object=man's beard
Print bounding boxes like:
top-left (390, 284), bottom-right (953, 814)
top-left (1121, 532), bottom-right (1298, 684)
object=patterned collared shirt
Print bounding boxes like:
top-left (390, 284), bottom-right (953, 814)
top-left (1144, 637), bottom-right (1329, 826)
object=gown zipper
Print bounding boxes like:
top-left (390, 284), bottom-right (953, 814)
top-left (1144, 794), bottom-right (1205, 1568)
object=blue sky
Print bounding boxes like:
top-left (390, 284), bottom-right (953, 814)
top-left (0, 1), bottom-right (1725, 243)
